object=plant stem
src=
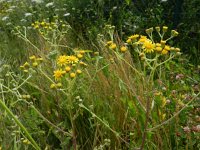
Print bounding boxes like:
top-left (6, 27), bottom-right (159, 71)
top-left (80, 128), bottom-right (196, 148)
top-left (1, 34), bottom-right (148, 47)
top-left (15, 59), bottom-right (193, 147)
top-left (0, 99), bottom-right (40, 150)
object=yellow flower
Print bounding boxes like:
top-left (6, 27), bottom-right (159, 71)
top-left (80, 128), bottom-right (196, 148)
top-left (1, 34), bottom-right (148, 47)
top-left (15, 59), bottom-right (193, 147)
top-left (76, 69), bottom-right (82, 74)
top-left (77, 53), bottom-right (83, 58)
top-left (50, 84), bottom-right (56, 89)
top-left (171, 30), bottom-right (179, 37)
top-left (129, 34), bottom-right (139, 40)
top-left (69, 55), bottom-right (79, 64)
top-left (106, 41), bottom-right (113, 46)
top-left (23, 139), bottom-right (30, 144)
top-left (57, 55), bottom-right (69, 66)
top-left (65, 66), bottom-right (71, 72)
top-left (139, 36), bottom-right (147, 43)
top-left (53, 70), bottom-right (63, 80)
top-left (79, 61), bottom-right (87, 66)
top-left (139, 52), bottom-right (145, 57)
top-left (155, 47), bottom-right (162, 52)
top-left (20, 65), bottom-right (25, 69)
top-left (29, 55), bottom-right (36, 60)
top-left (40, 21), bottom-right (45, 26)
top-left (70, 72), bottom-right (76, 78)
top-left (160, 40), bottom-right (166, 45)
top-left (156, 43), bottom-right (161, 47)
top-left (24, 70), bottom-right (28, 73)
top-left (126, 38), bottom-right (132, 44)
top-left (145, 27), bottom-right (153, 34)
top-left (155, 26), bottom-right (160, 32)
top-left (32, 62), bottom-right (38, 67)
top-left (34, 25), bottom-right (39, 29)
top-left (79, 50), bottom-right (85, 54)
top-left (143, 40), bottom-right (155, 53)
top-left (37, 57), bottom-right (43, 61)
top-left (163, 26), bottom-right (168, 32)
top-left (175, 48), bottom-right (180, 52)
top-left (164, 45), bottom-right (171, 51)
top-left (120, 46), bottom-right (127, 52)
top-left (23, 62), bottom-right (30, 67)
top-left (56, 83), bottom-right (62, 88)
top-left (161, 50), bottom-right (168, 55)
top-left (109, 43), bottom-right (117, 49)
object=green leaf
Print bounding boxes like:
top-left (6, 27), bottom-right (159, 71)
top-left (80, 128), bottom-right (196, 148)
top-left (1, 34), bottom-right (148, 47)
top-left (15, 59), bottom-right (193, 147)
top-left (125, 0), bottom-right (131, 5)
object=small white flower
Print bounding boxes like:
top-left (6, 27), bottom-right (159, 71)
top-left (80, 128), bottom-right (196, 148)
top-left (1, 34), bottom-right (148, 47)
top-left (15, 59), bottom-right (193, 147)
top-left (25, 13), bottom-right (32, 17)
top-left (20, 19), bottom-right (27, 22)
top-left (45, 2), bottom-right (54, 7)
top-left (2, 16), bottom-right (9, 21)
top-left (31, 0), bottom-right (43, 3)
top-left (63, 13), bottom-right (70, 17)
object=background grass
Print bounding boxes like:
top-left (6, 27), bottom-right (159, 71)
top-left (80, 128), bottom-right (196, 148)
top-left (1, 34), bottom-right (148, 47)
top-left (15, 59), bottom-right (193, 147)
top-left (0, 0), bottom-right (200, 150)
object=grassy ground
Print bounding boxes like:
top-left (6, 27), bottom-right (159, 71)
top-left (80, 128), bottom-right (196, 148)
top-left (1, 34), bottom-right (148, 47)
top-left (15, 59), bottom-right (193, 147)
top-left (0, 1), bottom-right (200, 150)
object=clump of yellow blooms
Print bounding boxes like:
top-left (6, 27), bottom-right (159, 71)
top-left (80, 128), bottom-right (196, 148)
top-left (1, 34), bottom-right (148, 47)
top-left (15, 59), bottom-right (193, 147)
top-left (105, 41), bottom-right (127, 53)
top-left (22, 139), bottom-right (31, 145)
top-left (124, 26), bottom-right (180, 60)
top-left (20, 55), bottom-right (43, 73)
top-left (31, 17), bottom-right (69, 36)
top-left (105, 26), bottom-right (180, 67)
top-left (51, 50), bottom-right (88, 89)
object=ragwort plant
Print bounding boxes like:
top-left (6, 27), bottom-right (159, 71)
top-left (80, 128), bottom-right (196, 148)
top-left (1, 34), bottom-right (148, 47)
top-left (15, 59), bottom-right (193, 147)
top-left (93, 25), bottom-right (200, 149)
top-left (1, 18), bottom-right (200, 149)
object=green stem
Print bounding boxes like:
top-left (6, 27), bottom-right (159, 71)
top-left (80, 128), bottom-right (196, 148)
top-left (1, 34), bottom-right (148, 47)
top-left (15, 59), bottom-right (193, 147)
top-left (0, 99), bottom-right (40, 150)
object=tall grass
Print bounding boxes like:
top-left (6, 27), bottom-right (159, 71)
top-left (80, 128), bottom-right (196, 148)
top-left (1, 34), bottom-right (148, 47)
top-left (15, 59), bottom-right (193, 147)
top-left (0, 16), bottom-right (200, 150)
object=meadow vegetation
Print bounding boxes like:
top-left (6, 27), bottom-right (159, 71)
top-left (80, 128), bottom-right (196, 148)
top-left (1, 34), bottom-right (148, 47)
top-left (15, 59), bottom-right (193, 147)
top-left (0, 0), bottom-right (200, 150)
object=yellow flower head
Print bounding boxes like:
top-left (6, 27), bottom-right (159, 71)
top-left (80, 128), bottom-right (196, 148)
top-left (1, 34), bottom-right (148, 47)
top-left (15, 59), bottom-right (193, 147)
top-left (34, 25), bottom-right (39, 29)
top-left (57, 55), bottom-right (69, 66)
top-left (50, 84), bottom-right (56, 89)
top-left (29, 55), bottom-right (36, 60)
top-left (40, 21), bottom-right (45, 26)
top-left (145, 28), bottom-right (153, 34)
top-left (53, 69), bottom-right (64, 80)
top-left (161, 50), bottom-right (168, 55)
top-left (106, 41), bottom-right (113, 46)
top-left (109, 43), bottom-right (117, 49)
top-left (77, 53), bottom-right (83, 59)
top-left (155, 47), bottom-right (162, 52)
top-left (129, 34), bottom-right (139, 40)
top-left (175, 48), bottom-right (180, 52)
top-left (56, 83), bottom-right (62, 88)
top-left (139, 35), bottom-right (147, 43)
top-left (164, 45), bottom-right (171, 51)
top-left (23, 62), bottom-right (30, 67)
top-left (79, 50), bottom-right (85, 54)
top-left (120, 46), bottom-right (127, 52)
top-left (69, 55), bottom-right (79, 64)
top-left (70, 72), bottom-right (76, 78)
top-left (76, 69), bottom-right (82, 74)
top-left (160, 40), bottom-right (166, 45)
top-left (163, 26), bottom-right (168, 32)
top-left (32, 62), bottom-right (38, 67)
top-left (143, 40), bottom-right (155, 53)
top-left (126, 38), bottom-right (132, 44)
top-left (65, 66), bottom-right (71, 72)
top-left (155, 26), bottom-right (160, 32)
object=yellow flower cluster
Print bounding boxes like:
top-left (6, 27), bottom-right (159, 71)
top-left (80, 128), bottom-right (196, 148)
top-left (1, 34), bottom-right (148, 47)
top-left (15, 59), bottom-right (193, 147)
top-left (51, 50), bottom-right (87, 88)
top-left (106, 41), bottom-right (127, 53)
top-left (126, 26), bottom-right (180, 56)
top-left (31, 19), bottom-right (67, 35)
top-left (20, 55), bottom-right (43, 72)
